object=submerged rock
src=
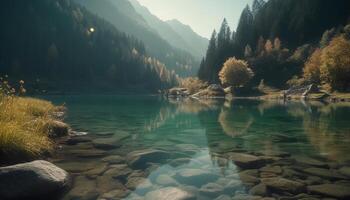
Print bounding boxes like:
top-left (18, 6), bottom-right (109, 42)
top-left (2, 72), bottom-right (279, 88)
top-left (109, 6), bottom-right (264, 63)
top-left (96, 175), bottom-right (125, 193)
top-left (293, 156), bottom-right (328, 168)
top-left (0, 160), bottom-right (70, 199)
top-left (104, 164), bottom-right (132, 180)
top-left (262, 177), bottom-right (305, 194)
top-left (127, 149), bottom-right (170, 169)
top-left (232, 194), bottom-right (273, 200)
top-left (228, 153), bottom-right (267, 169)
top-left (307, 184), bottom-right (350, 199)
top-left (338, 166), bottom-right (350, 177)
top-left (259, 165), bottom-right (282, 174)
top-left (155, 174), bottom-right (179, 186)
top-left (199, 182), bottom-right (225, 198)
top-left (92, 138), bottom-right (122, 150)
top-left (126, 177), bottom-right (151, 190)
top-left (238, 173), bottom-right (260, 187)
top-left (249, 183), bottom-right (268, 196)
top-left (92, 132), bottom-right (130, 150)
top-left (145, 187), bottom-right (195, 200)
top-left (175, 169), bottom-right (219, 187)
top-left (99, 189), bottom-right (130, 199)
top-left (66, 175), bottom-right (98, 200)
top-left (101, 155), bottom-right (125, 164)
top-left (302, 167), bottom-right (346, 180)
top-left (65, 136), bottom-right (92, 145)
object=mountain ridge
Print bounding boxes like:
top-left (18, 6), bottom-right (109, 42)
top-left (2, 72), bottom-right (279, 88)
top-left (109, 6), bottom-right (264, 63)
top-left (75, 0), bottom-right (199, 77)
top-left (128, 0), bottom-right (208, 59)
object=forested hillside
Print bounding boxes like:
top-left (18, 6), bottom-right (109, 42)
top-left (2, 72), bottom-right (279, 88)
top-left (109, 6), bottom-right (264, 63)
top-left (74, 0), bottom-right (200, 77)
top-left (199, 0), bottom-right (350, 89)
top-left (0, 0), bottom-right (178, 92)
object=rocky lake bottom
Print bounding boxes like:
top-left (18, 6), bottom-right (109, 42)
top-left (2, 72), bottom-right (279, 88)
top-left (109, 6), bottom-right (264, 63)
top-left (43, 95), bottom-right (350, 200)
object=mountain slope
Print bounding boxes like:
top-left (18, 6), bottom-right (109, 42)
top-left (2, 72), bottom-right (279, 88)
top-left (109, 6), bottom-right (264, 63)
top-left (0, 0), bottom-right (178, 92)
top-left (166, 19), bottom-right (209, 59)
top-left (128, 0), bottom-right (208, 59)
top-left (75, 0), bottom-right (199, 77)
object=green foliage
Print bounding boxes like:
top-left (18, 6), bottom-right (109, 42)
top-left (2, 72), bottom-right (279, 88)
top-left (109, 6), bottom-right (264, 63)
top-left (0, 0), bottom-right (178, 92)
top-left (199, 0), bottom-right (350, 90)
top-left (75, 0), bottom-right (199, 77)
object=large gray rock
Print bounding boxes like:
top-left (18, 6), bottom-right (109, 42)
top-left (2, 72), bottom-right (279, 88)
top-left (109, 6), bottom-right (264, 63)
top-left (0, 160), bottom-right (70, 199)
top-left (307, 184), bottom-right (350, 199)
top-left (228, 153), bottom-right (267, 169)
top-left (145, 187), bottom-right (195, 200)
top-left (127, 149), bottom-right (170, 169)
top-left (262, 177), bottom-right (305, 194)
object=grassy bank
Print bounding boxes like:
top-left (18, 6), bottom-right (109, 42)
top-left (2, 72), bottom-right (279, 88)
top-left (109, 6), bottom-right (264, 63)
top-left (0, 95), bottom-right (63, 162)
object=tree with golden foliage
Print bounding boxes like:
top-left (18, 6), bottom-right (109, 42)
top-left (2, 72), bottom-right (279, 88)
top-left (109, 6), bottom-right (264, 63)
top-left (219, 57), bottom-right (254, 87)
top-left (320, 36), bottom-right (350, 90)
top-left (179, 77), bottom-right (208, 94)
top-left (303, 48), bottom-right (322, 84)
top-left (265, 39), bottom-right (273, 52)
top-left (274, 38), bottom-right (281, 50)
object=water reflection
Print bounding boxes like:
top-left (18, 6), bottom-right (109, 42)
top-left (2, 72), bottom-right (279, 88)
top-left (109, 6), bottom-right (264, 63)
top-left (45, 96), bottom-right (350, 199)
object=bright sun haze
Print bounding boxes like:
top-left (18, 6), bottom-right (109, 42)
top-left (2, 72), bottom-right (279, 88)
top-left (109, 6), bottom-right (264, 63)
top-left (136, 0), bottom-right (254, 38)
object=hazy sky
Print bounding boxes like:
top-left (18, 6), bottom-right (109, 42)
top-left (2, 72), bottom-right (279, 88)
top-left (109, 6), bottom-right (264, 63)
top-left (136, 0), bottom-right (254, 39)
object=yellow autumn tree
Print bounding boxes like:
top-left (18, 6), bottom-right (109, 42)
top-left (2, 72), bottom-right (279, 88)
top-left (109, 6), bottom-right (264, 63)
top-left (274, 38), bottom-right (281, 50)
top-left (303, 48), bottom-right (322, 84)
top-left (265, 40), bottom-right (273, 53)
top-left (219, 57), bottom-right (253, 87)
top-left (320, 36), bottom-right (350, 90)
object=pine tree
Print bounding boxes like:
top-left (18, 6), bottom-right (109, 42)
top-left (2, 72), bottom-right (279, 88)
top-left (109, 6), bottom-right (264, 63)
top-left (252, 0), bottom-right (266, 18)
top-left (256, 36), bottom-right (265, 55)
top-left (244, 45), bottom-right (253, 58)
top-left (218, 19), bottom-right (230, 48)
top-left (198, 30), bottom-right (217, 81)
top-left (235, 5), bottom-right (254, 52)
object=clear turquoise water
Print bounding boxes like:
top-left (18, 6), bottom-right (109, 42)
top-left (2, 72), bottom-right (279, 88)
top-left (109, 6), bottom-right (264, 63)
top-left (44, 95), bottom-right (350, 199)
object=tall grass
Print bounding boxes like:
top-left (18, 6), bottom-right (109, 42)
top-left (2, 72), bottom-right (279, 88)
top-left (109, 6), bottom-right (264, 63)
top-left (0, 95), bottom-right (57, 161)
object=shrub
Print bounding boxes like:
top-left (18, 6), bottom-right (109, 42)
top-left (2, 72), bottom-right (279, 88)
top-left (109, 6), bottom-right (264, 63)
top-left (179, 77), bottom-right (208, 94)
top-left (303, 48), bottom-right (322, 84)
top-left (320, 36), bottom-right (350, 91)
top-left (219, 57), bottom-right (253, 87)
top-left (286, 76), bottom-right (305, 87)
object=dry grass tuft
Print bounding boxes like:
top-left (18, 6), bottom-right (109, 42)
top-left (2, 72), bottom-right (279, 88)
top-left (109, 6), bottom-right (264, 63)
top-left (0, 95), bottom-right (57, 160)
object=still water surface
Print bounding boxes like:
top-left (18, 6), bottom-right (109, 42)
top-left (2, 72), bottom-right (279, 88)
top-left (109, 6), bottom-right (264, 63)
top-left (45, 95), bottom-right (350, 199)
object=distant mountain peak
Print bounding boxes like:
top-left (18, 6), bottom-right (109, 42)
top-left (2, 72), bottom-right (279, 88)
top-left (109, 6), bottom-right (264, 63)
top-left (128, 0), bottom-right (208, 59)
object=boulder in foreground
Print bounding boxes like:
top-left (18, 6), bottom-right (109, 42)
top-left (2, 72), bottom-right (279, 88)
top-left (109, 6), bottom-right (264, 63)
top-left (0, 160), bottom-right (70, 199)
